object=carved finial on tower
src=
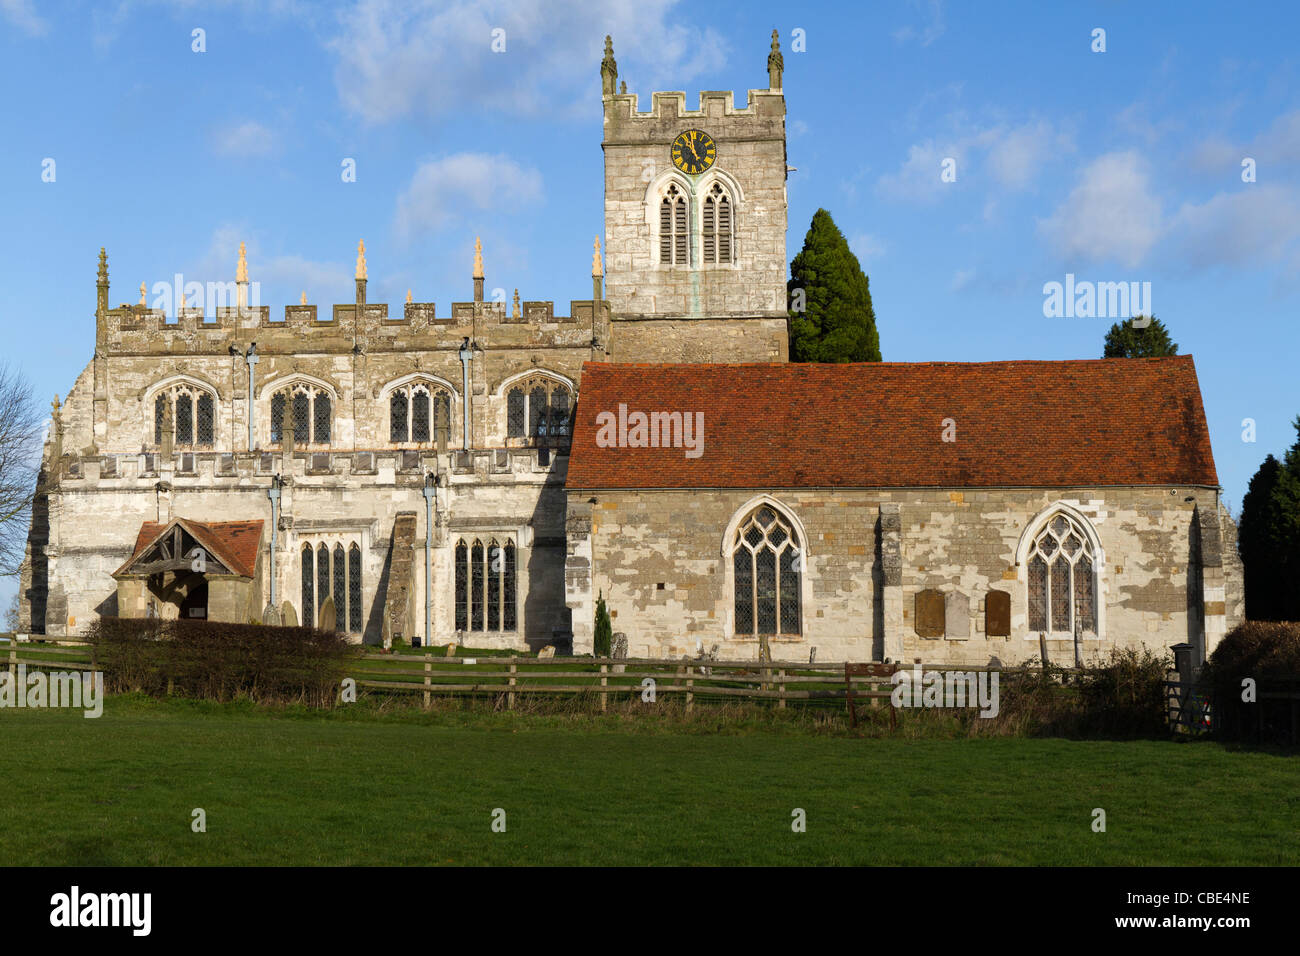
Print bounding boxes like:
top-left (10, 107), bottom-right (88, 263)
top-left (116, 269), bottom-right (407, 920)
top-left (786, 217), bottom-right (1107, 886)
top-left (139, 282), bottom-right (147, 307)
top-left (96, 247), bottom-right (109, 317)
top-left (51, 394), bottom-right (61, 418)
top-left (180, 291), bottom-right (186, 309)
top-left (620, 80), bottom-right (627, 94)
top-left (300, 291), bottom-right (307, 305)
top-left (512, 289), bottom-right (520, 319)
top-left (406, 289), bottom-right (413, 304)
top-left (592, 237), bottom-right (603, 277)
top-left (600, 35), bottom-right (618, 96)
top-left (767, 28), bottom-right (783, 90)
top-left (236, 241), bottom-right (249, 308)
top-left (473, 237), bottom-right (484, 279)
top-left (355, 240), bottom-right (367, 280)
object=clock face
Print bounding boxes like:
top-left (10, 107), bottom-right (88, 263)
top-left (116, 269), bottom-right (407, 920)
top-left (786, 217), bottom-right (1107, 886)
top-left (671, 129), bottom-right (716, 174)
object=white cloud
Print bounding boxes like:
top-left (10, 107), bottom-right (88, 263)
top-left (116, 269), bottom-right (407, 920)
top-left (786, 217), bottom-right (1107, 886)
top-left (892, 0), bottom-right (945, 47)
top-left (849, 233), bottom-right (886, 263)
top-left (1, 0), bottom-right (47, 35)
top-left (1037, 151), bottom-right (1164, 268)
top-left (1192, 108), bottom-right (1300, 174)
top-left (395, 153), bottom-right (544, 240)
top-left (876, 119), bottom-right (1066, 202)
top-left (213, 120), bottom-right (277, 158)
top-left (1167, 184), bottom-right (1300, 271)
top-left (951, 268), bottom-right (976, 292)
top-left (328, 0), bottom-right (729, 124)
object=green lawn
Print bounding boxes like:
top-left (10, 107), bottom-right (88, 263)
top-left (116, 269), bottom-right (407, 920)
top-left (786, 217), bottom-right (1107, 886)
top-left (1, 697), bottom-right (1296, 865)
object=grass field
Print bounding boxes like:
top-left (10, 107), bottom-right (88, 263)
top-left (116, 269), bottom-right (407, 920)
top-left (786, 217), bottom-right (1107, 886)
top-left (1, 695), bottom-right (1297, 866)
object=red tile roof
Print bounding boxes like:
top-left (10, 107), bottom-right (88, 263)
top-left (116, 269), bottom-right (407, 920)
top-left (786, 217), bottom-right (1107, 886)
top-left (566, 358), bottom-right (1219, 489)
top-left (118, 518), bottom-right (264, 578)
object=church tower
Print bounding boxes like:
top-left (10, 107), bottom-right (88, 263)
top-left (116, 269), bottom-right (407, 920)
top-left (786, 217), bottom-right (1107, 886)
top-left (600, 32), bottom-right (790, 363)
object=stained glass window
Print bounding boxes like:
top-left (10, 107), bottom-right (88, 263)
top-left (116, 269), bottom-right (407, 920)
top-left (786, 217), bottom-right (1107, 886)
top-left (503, 542), bottom-right (516, 631)
top-left (732, 506), bottom-right (800, 638)
top-left (470, 540), bottom-right (484, 631)
top-left (196, 393), bottom-right (214, 444)
top-left (390, 390), bottom-right (407, 442)
top-left (175, 392), bottom-right (193, 445)
top-left (316, 543), bottom-right (329, 625)
top-left (1028, 555), bottom-right (1048, 632)
top-left (507, 389), bottom-right (525, 438)
top-left (454, 540), bottom-right (468, 631)
top-left (412, 389), bottom-right (430, 443)
top-left (333, 544), bottom-right (345, 621)
top-left (270, 393), bottom-right (285, 443)
top-left (154, 395), bottom-right (167, 444)
top-left (293, 392), bottom-right (310, 444)
top-left (348, 543), bottom-right (362, 633)
top-left (734, 549), bottom-right (753, 634)
top-left (435, 392), bottom-right (451, 446)
top-left (1026, 512), bottom-right (1099, 636)
top-left (301, 544), bottom-right (314, 627)
top-left (487, 541), bottom-right (500, 631)
top-left (660, 184), bottom-right (688, 265)
top-left (529, 386), bottom-right (547, 437)
top-left (313, 393), bottom-right (331, 443)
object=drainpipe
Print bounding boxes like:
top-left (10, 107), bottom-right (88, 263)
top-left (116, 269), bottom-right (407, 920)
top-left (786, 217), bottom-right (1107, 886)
top-left (457, 337), bottom-right (471, 451)
top-left (267, 473), bottom-right (281, 610)
top-left (245, 342), bottom-right (259, 451)
top-left (423, 472), bottom-right (437, 648)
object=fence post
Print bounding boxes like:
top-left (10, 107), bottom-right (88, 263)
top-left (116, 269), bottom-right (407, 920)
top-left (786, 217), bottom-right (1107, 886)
top-left (423, 652), bottom-right (431, 711)
top-left (508, 658), bottom-right (516, 710)
top-left (600, 663), bottom-right (608, 713)
top-left (686, 663), bottom-right (694, 714)
top-left (778, 668), bottom-right (786, 709)
top-left (1039, 633), bottom-right (1048, 672)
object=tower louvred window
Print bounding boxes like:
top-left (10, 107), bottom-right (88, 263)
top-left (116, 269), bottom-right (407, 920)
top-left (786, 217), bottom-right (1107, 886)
top-left (660, 183), bottom-right (687, 265)
top-left (703, 182), bottom-right (733, 264)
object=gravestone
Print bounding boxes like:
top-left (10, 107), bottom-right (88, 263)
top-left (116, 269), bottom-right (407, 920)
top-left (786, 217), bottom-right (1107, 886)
top-left (446, 641), bottom-right (458, 658)
top-left (318, 595), bottom-right (337, 632)
top-left (280, 600), bottom-right (298, 627)
top-left (944, 591), bottom-right (970, 640)
top-left (262, 604), bottom-right (280, 627)
top-left (915, 589), bottom-right (944, 638)
top-left (538, 645), bottom-right (556, 659)
top-left (985, 590), bottom-right (1011, 637)
top-left (611, 632), bottom-right (628, 659)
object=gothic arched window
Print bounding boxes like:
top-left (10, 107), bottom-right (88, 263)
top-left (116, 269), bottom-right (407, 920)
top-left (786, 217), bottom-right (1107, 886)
top-left (389, 382), bottom-right (452, 445)
top-left (505, 375), bottom-right (572, 446)
top-left (152, 382), bottom-right (217, 448)
top-left (270, 383), bottom-right (332, 445)
top-left (1027, 512), bottom-right (1098, 635)
top-left (659, 183), bottom-right (688, 265)
top-left (453, 536), bottom-right (516, 633)
top-left (301, 538), bottom-right (364, 634)
top-left (731, 506), bottom-right (801, 638)
top-left (702, 182), bottom-right (733, 264)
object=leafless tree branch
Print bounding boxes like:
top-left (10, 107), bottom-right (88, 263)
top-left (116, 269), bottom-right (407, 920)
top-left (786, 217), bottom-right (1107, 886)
top-left (0, 364), bottom-right (43, 577)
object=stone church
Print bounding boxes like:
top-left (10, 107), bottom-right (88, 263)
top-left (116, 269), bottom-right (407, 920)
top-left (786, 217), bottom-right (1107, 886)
top-left (20, 33), bottom-right (1243, 665)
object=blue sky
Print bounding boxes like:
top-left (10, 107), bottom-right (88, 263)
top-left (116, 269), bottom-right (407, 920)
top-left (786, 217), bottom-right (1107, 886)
top-left (2, 0), bottom-right (1298, 606)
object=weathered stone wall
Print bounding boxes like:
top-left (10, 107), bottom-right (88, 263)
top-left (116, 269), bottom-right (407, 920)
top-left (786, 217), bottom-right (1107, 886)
top-left (566, 485), bottom-right (1240, 664)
